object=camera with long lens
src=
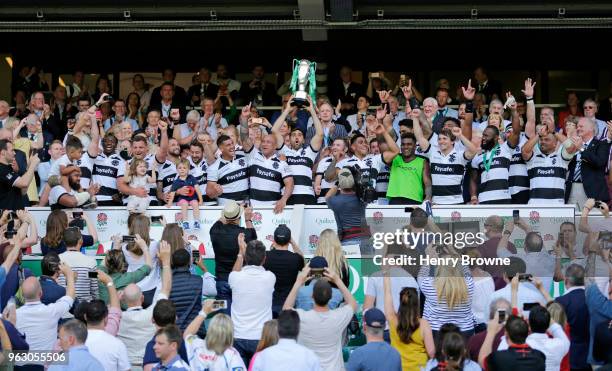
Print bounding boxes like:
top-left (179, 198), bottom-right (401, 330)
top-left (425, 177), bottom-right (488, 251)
top-left (346, 165), bottom-right (376, 204)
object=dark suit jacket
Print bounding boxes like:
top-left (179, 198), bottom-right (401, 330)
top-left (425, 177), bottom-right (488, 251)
top-left (331, 81), bottom-right (364, 115)
top-left (556, 288), bottom-right (590, 369)
top-left (239, 81), bottom-right (278, 106)
top-left (149, 84), bottom-right (187, 109)
top-left (566, 138), bottom-right (611, 202)
top-left (187, 82), bottom-right (219, 104)
top-left (476, 80), bottom-right (502, 103)
top-left (148, 99), bottom-right (187, 126)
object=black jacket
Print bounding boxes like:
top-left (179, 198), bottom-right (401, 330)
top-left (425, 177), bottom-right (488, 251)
top-left (210, 221), bottom-right (257, 282)
top-left (566, 138), bottom-right (611, 202)
top-left (169, 268), bottom-right (205, 336)
top-left (187, 83), bottom-right (219, 105)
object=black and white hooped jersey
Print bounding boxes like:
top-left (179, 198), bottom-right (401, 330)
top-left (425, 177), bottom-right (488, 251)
top-left (470, 141), bottom-right (515, 203)
top-left (525, 145), bottom-right (572, 204)
top-left (315, 156), bottom-right (337, 204)
top-left (278, 144), bottom-right (318, 197)
top-left (188, 157), bottom-right (215, 205)
top-left (509, 133), bottom-right (529, 196)
top-left (72, 153), bottom-right (94, 190)
top-left (336, 154), bottom-right (387, 188)
top-left (421, 143), bottom-right (470, 205)
top-left (158, 160), bottom-right (178, 194)
top-left (247, 149), bottom-right (292, 206)
top-left (375, 162), bottom-right (390, 202)
top-left (207, 155), bottom-right (249, 205)
top-left (92, 153), bottom-right (125, 202)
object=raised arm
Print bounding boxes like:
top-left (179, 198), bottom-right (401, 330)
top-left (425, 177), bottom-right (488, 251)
top-left (452, 127), bottom-right (478, 159)
top-left (271, 98), bottom-right (294, 149)
top-left (411, 109), bottom-right (430, 152)
top-left (88, 113), bottom-right (100, 158)
top-left (282, 266), bottom-right (310, 310)
top-left (158, 241), bottom-right (173, 297)
top-left (521, 78), bottom-right (537, 139)
top-left (184, 299), bottom-right (214, 338)
top-left (377, 123), bottom-right (400, 164)
top-left (383, 274), bottom-right (398, 323)
top-left (324, 267), bottom-right (357, 312)
top-left (308, 97), bottom-right (324, 152)
top-left (461, 79), bottom-right (476, 140)
top-left (155, 121), bottom-right (169, 163)
top-left (506, 92), bottom-right (521, 147)
top-left (521, 126), bottom-right (542, 161)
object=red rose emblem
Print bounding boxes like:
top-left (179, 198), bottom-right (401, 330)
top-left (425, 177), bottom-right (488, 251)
top-left (529, 211), bottom-right (540, 223)
top-left (175, 213), bottom-right (183, 222)
top-left (373, 211), bottom-right (383, 221)
top-left (252, 212), bottom-right (262, 222)
top-left (266, 235), bottom-right (274, 242)
top-left (309, 235), bottom-right (319, 244)
top-left (451, 211), bottom-right (461, 221)
top-left (544, 233), bottom-right (554, 241)
top-left (97, 213), bottom-right (107, 222)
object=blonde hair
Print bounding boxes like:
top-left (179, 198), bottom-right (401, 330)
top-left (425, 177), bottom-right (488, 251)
top-left (546, 302), bottom-right (567, 327)
top-left (206, 314), bottom-right (234, 355)
top-left (255, 320), bottom-right (279, 352)
top-left (314, 229), bottom-right (348, 278)
top-left (487, 113), bottom-right (504, 131)
top-left (125, 158), bottom-right (146, 184)
top-left (435, 258), bottom-right (469, 309)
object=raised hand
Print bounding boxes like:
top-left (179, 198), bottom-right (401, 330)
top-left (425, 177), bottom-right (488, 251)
top-left (378, 90), bottom-right (392, 103)
top-left (461, 79), bottom-right (475, 101)
top-left (451, 126), bottom-right (463, 139)
top-left (401, 80), bottom-right (413, 100)
top-left (521, 78), bottom-right (536, 98)
top-left (376, 104), bottom-right (387, 121)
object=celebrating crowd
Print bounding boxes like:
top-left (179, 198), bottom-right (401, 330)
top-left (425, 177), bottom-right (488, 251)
top-left (0, 65), bottom-right (610, 370)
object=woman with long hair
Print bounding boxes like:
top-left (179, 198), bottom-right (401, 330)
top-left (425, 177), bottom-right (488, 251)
top-left (126, 92), bottom-right (144, 127)
top-left (161, 223), bottom-right (187, 256)
top-left (248, 320), bottom-right (279, 370)
top-left (547, 302), bottom-right (570, 371)
top-left (40, 210), bottom-right (97, 255)
top-left (425, 332), bottom-right (480, 371)
top-left (93, 75), bottom-right (112, 102)
top-left (183, 305), bottom-right (246, 371)
top-left (314, 229), bottom-right (350, 287)
top-left (131, 74), bottom-right (151, 112)
top-left (418, 248), bottom-right (476, 338)
top-left (384, 275), bottom-right (435, 371)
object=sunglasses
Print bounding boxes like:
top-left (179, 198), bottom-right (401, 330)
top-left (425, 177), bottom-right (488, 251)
top-left (584, 106), bottom-right (595, 109)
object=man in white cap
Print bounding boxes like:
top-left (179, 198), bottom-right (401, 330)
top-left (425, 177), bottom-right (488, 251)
top-left (209, 200), bottom-right (256, 312)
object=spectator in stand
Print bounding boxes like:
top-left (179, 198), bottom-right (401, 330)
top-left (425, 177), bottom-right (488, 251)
top-left (149, 82), bottom-right (186, 122)
top-left (0, 139), bottom-right (40, 210)
top-left (16, 261), bottom-right (75, 370)
top-left (347, 307), bottom-right (402, 371)
top-left (199, 97), bottom-right (229, 140)
top-left (151, 325), bottom-right (190, 371)
top-left (187, 67), bottom-right (219, 106)
top-left (465, 248), bottom-right (495, 333)
top-left (40, 210), bottom-right (97, 255)
top-left (566, 117), bottom-right (612, 208)
top-left (39, 253), bottom-right (66, 305)
top-left (582, 98), bottom-right (609, 139)
top-left (212, 64), bottom-right (241, 103)
top-left (263, 224), bottom-right (304, 316)
top-left (210, 201), bottom-right (257, 311)
top-left (49, 319), bottom-right (104, 371)
top-left (240, 65), bottom-right (278, 107)
top-left (149, 69), bottom-right (187, 109)
top-left (98, 239), bottom-right (152, 304)
top-left (0, 100), bottom-right (10, 128)
top-left (252, 310), bottom-right (320, 371)
top-left (479, 215), bottom-right (517, 287)
top-left (56, 227), bottom-right (98, 302)
top-left (467, 298), bottom-right (511, 362)
top-left (473, 67), bottom-right (502, 102)
top-left (333, 66), bottom-right (364, 115)
top-left (103, 99), bottom-right (139, 132)
top-left (117, 241), bottom-right (172, 370)
top-left (418, 246), bottom-right (476, 338)
top-left (183, 302), bottom-right (246, 371)
top-left (230, 237), bottom-right (275, 366)
top-left (283, 265), bottom-right (358, 371)
top-left (382, 274), bottom-right (434, 371)
top-left (131, 74), bottom-right (151, 113)
top-left (425, 332), bottom-right (480, 371)
top-left (142, 300), bottom-right (189, 370)
top-left (126, 92), bottom-right (145, 127)
top-left (92, 75), bottom-right (112, 102)
top-left (168, 248), bottom-right (212, 337)
top-left (37, 140), bottom-right (65, 195)
top-left (248, 319), bottom-right (279, 369)
top-left (306, 101), bottom-right (349, 147)
top-left (555, 264), bottom-right (591, 371)
top-left (84, 298), bottom-right (131, 371)
top-left (558, 91), bottom-right (583, 130)
top-left (479, 314), bottom-right (545, 370)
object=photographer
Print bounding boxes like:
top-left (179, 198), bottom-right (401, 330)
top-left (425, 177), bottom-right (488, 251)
top-left (325, 168), bottom-right (371, 255)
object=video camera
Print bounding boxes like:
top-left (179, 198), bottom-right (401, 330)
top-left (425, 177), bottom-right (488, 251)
top-left (346, 165), bottom-right (376, 204)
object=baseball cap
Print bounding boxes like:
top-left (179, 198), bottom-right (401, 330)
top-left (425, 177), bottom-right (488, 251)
top-left (223, 200), bottom-right (242, 221)
top-left (309, 256), bottom-right (328, 269)
top-left (364, 308), bottom-right (386, 329)
top-left (337, 169), bottom-right (355, 190)
top-left (274, 224), bottom-right (291, 245)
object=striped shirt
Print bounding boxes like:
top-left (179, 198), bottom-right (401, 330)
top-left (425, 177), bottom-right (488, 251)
top-left (375, 162), bottom-right (390, 202)
top-left (57, 250), bottom-right (98, 302)
top-left (279, 144), bottom-right (318, 198)
top-left (471, 141), bottom-right (515, 203)
top-left (207, 155), bottom-right (249, 205)
top-left (315, 156), bottom-right (337, 204)
top-left (509, 133), bottom-right (529, 197)
top-left (336, 154), bottom-right (387, 189)
top-left (188, 157), bottom-right (214, 205)
top-left (247, 150), bottom-right (292, 205)
top-left (525, 145), bottom-right (572, 204)
top-left (417, 264), bottom-right (476, 331)
top-left (422, 143), bottom-right (469, 205)
top-left (93, 153), bottom-right (126, 202)
top-left (158, 160), bottom-right (178, 195)
top-left (75, 154), bottom-right (94, 190)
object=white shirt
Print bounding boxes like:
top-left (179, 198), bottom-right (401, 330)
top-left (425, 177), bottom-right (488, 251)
top-left (472, 274), bottom-right (495, 324)
top-left (498, 323), bottom-right (570, 371)
top-left (123, 241), bottom-right (161, 292)
top-left (487, 282), bottom-right (546, 317)
top-left (498, 249), bottom-right (556, 293)
top-left (364, 268), bottom-right (419, 330)
top-left (184, 334), bottom-right (246, 371)
top-left (49, 185), bottom-right (76, 207)
top-left (296, 305), bottom-right (355, 371)
top-left (117, 293), bottom-right (168, 366)
top-left (16, 297), bottom-right (74, 360)
top-left (229, 265), bottom-right (275, 340)
top-left (252, 338), bottom-right (321, 371)
top-left (86, 329), bottom-right (131, 371)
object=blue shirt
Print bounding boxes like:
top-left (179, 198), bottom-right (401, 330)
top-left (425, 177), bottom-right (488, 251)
top-left (40, 276), bottom-right (66, 305)
top-left (0, 265), bottom-right (32, 311)
top-left (171, 175), bottom-right (199, 202)
top-left (0, 318), bottom-right (28, 351)
top-left (40, 235), bottom-right (94, 256)
top-left (152, 354), bottom-right (190, 371)
top-left (48, 345), bottom-right (103, 371)
top-left (143, 337), bottom-right (189, 367)
top-left (103, 117), bottom-right (139, 132)
top-left (346, 341), bottom-right (402, 371)
top-left (586, 283), bottom-right (612, 365)
top-left (270, 110), bottom-right (310, 134)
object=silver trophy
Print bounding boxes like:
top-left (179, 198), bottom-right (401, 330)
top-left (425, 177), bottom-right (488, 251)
top-left (290, 59), bottom-right (316, 107)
